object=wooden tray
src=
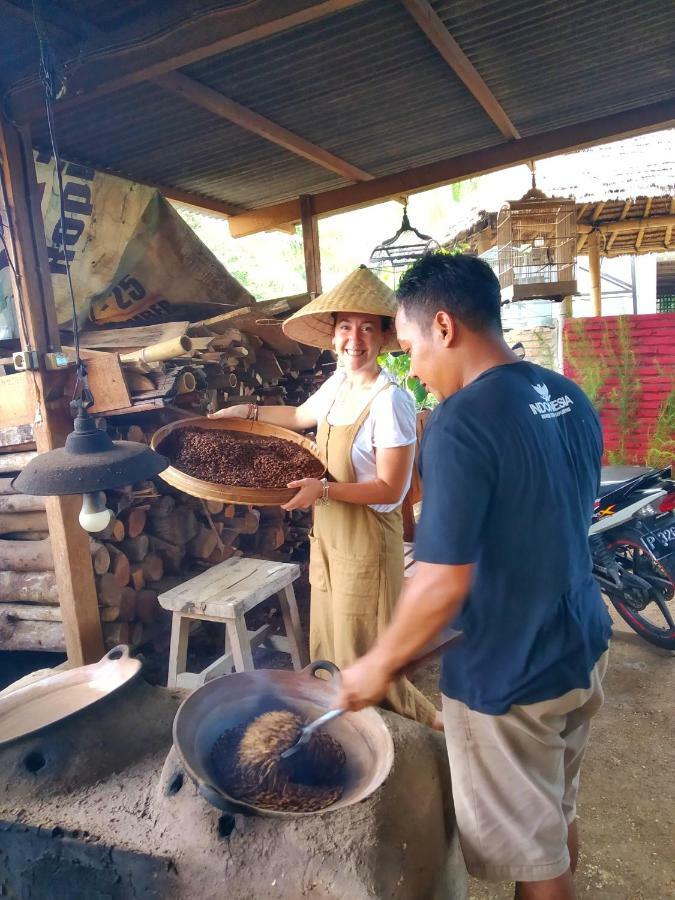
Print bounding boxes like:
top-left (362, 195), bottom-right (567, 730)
top-left (151, 416), bottom-right (326, 506)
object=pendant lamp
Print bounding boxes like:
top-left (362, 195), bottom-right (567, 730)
top-left (13, 400), bottom-right (168, 532)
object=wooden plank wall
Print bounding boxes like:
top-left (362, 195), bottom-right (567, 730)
top-left (563, 313), bottom-right (675, 464)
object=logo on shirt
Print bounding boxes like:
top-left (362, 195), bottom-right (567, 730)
top-left (529, 382), bottom-right (574, 419)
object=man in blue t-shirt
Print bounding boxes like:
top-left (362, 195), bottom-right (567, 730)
top-left (337, 253), bottom-right (612, 900)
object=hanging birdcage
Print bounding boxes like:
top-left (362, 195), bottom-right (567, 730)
top-left (497, 187), bottom-right (577, 302)
top-left (368, 203), bottom-right (440, 288)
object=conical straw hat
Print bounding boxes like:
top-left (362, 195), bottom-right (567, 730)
top-left (282, 266), bottom-right (400, 350)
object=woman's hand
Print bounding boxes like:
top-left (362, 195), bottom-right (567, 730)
top-left (208, 404), bottom-right (251, 419)
top-left (282, 478), bottom-right (323, 511)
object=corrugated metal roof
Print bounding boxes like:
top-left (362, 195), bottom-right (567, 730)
top-left (434, 0), bottom-right (675, 134)
top-left (4, 0), bottom-right (675, 213)
top-left (184, 0), bottom-right (501, 177)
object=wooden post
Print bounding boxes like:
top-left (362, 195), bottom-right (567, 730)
top-left (300, 194), bottom-right (322, 297)
top-left (587, 229), bottom-right (602, 317)
top-left (556, 295), bottom-right (574, 373)
top-left (0, 113), bottom-right (104, 664)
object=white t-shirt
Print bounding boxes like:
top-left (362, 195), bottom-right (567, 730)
top-left (303, 370), bottom-right (416, 512)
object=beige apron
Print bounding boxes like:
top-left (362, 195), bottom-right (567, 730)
top-left (309, 381), bottom-right (436, 726)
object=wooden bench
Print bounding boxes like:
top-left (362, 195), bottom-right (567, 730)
top-left (158, 557), bottom-right (307, 689)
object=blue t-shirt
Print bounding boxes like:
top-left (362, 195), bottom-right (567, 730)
top-left (416, 360), bottom-right (612, 714)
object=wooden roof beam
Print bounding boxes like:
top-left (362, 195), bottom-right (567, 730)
top-left (8, 0), bottom-right (369, 125)
top-left (606, 199), bottom-right (632, 252)
top-left (151, 184), bottom-right (243, 219)
top-left (666, 198), bottom-right (675, 248)
top-left (228, 98), bottom-right (675, 237)
top-left (154, 72), bottom-right (372, 182)
top-left (2, 2), bottom-right (249, 218)
top-left (400, 0), bottom-right (520, 141)
top-left (635, 197), bottom-right (653, 251)
top-left (577, 213), bottom-right (675, 235)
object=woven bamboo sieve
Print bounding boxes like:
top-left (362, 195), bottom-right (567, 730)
top-left (150, 416), bottom-right (326, 506)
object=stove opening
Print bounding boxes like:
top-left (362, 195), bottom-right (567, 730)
top-left (24, 751), bottom-right (46, 773)
top-left (218, 814), bottom-right (236, 838)
top-left (168, 772), bottom-right (184, 795)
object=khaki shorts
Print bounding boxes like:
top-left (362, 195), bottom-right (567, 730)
top-left (442, 651), bottom-right (608, 882)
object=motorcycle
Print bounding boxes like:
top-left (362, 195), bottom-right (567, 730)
top-left (590, 465), bottom-right (675, 650)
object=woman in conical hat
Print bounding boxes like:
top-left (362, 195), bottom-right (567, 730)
top-left (210, 266), bottom-right (439, 728)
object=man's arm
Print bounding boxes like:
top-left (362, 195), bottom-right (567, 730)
top-left (336, 560), bottom-right (473, 710)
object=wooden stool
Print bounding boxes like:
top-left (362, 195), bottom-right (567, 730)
top-left (158, 557), bottom-right (307, 689)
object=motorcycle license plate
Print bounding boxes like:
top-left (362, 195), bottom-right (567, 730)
top-left (642, 518), bottom-right (675, 560)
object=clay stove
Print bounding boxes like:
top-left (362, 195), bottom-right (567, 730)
top-left (0, 675), bottom-right (467, 899)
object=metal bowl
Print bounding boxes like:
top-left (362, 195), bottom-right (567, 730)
top-left (172, 661), bottom-right (394, 817)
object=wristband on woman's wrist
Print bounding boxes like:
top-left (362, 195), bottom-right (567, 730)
top-left (246, 403), bottom-right (259, 421)
top-left (316, 477), bottom-right (329, 505)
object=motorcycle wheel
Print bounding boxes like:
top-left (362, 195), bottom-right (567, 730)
top-left (605, 528), bottom-right (675, 651)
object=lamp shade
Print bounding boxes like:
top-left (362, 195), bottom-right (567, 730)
top-left (13, 410), bottom-right (168, 496)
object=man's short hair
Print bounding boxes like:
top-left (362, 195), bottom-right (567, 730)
top-left (396, 252), bottom-right (503, 335)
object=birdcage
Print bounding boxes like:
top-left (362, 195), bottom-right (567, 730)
top-left (497, 189), bottom-right (577, 301)
top-left (368, 203), bottom-right (440, 288)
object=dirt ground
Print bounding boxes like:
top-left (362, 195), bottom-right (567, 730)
top-left (0, 597), bottom-right (672, 900)
top-left (412, 606), bottom-right (675, 900)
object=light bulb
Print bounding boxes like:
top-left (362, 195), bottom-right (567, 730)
top-left (79, 491), bottom-right (113, 533)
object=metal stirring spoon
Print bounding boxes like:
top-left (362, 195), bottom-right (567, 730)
top-left (280, 707), bottom-right (346, 759)
top-left (280, 627), bottom-right (463, 760)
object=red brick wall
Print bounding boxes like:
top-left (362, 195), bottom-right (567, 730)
top-left (563, 313), bottom-right (675, 465)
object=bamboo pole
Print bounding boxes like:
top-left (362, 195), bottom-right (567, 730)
top-left (587, 230), bottom-right (602, 317)
top-left (119, 335), bottom-right (193, 363)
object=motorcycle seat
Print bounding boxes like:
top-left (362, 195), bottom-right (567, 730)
top-left (598, 465), bottom-right (657, 498)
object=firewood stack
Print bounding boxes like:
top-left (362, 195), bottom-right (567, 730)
top-left (72, 295), bottom-right (335, 417)
top-left (0, 453), bottom-right (311, 652)
top-left (100, 424), bottom-right (316, 567)
top-left (0, 295), bottom-right (331, 654)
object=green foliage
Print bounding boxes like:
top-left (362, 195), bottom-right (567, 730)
top-left (646, 385), bottom-right (675, 468)
top-left (563, 318), bottom-right (610, 409)
top-left (378, 352), bottom-right (437, 411)
top-left (531, 328), bottom-right (555, 370)
top-left (607, 317), bottom-right (641, 465)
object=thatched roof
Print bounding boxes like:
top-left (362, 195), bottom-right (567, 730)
top-left (445, 133), bottom-right (675, 257)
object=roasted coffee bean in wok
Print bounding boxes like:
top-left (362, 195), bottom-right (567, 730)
top-left (209, 710), bottom-right (346, 813)
top-left (238, 710), bottom-right (303, 771)
top-left (158, 427), bottom-right (324, 488)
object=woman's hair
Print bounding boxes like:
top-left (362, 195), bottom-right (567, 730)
top-left (332, 312), bottom-right (393, 333)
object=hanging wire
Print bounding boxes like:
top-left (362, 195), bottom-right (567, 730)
top-left (32, 0), bottom-right (91, 405)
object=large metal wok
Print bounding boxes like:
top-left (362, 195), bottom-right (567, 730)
top-left (172, 661), bottom-right (394, 818)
